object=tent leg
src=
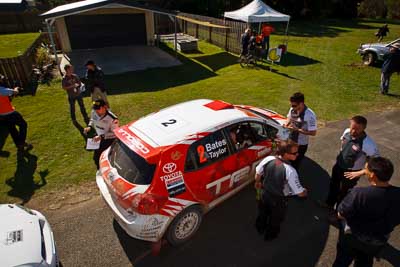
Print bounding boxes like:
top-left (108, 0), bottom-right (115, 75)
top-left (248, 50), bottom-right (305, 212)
top-left (258, 22), bottom-right (261, 34)
top-left (174, 17), bottom-right (178, 57)
top-left (284, 20), bottom-right (290, 48)
top-left (45, 19), bottom-right (61, 75)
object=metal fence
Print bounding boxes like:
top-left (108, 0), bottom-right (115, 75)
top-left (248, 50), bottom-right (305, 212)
top-left (0, 33), bottom-right (46, 88)
top-left (177, 12), bottom-right (247, 55)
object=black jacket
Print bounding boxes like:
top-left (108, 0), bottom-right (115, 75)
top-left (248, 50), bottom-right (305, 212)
top-left (85, 66), bottom-right (106, 92)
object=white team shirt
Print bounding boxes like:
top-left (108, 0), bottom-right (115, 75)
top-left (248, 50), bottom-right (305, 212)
top-left (287, 107), bottom-right (317, 145)
top-left (340, 128), bottom-right (379, 170)
top-left (256, 155), bottom-right (305, 196)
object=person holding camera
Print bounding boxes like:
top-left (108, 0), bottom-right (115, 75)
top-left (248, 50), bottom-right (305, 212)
top-left (0, 75), bottom-right (32, 153)
top-left (62, 64), bottom-right (89, 124)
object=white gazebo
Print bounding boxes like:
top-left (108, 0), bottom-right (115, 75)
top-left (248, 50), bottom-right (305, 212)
top-left (224, 0), bottom-right (290, 45)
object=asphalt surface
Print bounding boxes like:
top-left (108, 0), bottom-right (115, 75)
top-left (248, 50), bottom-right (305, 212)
top-left (44, 109), bottom-right (400, 267)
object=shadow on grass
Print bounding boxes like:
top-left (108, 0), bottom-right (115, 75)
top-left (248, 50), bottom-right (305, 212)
top-left (279, 52), bottom-right (321, 67)
top-left (288, 19), bottom-right (379, 38)
top-left (253, 64), bottom-right (302, 80)
top-left (115, 156), bottom-right (331, 267)
top-left (104, 44), bottom-right (217, 95)
top-left (192, 52), bottom-right (239, 72)
top-left (6, 151), bottom-right (47, 204)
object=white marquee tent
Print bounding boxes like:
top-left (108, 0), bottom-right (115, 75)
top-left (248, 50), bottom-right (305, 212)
top-left (224, 0), bottom-right (290, 46)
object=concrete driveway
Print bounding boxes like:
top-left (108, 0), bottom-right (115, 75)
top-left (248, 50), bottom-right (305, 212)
top-left (39, 109), bottom-right (400, 267)
top-left (60, 45), bottom-right (181, 77)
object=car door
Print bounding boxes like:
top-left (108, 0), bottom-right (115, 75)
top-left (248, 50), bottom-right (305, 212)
top-left (184, 129), bottom-right (237, 204)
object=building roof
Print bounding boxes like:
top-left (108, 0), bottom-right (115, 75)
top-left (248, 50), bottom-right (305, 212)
top-left (128, 99), bottom-right (251, 146)
top-left (41, 0), bottom-right (177, 20)
top-left (0, 0), bottom-right (28, 12)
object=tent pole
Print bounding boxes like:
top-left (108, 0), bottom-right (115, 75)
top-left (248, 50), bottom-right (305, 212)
top-left (258, 22), bottom-right (261, 34)
top-left (174, 16), bottom-right (178, 57)
top-left (284, 20), bottom-right (290, 48)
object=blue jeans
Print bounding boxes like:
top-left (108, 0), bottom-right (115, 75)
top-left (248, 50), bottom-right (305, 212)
top-left (68, 94), bottom-right (88, 122)
top-left (380, 72), bottom-right (392, 94)
top-left (262, 36), bottom-right (270, 54)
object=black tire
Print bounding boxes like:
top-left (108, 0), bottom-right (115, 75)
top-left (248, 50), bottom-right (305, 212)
top-left (239, 55), bottom-right (247, 67)
top-left (362, 52), bottom-right (376, 66)
top-left (166, 205), bottom-right (202, 246)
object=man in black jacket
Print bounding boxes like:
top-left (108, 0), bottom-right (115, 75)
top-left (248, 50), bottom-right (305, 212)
top-left (85, 60), bottom-right (109, 107)
top-left (380, 43), bottom-right (400, 95)
top-left (332, 157), bottom-right (400, 267)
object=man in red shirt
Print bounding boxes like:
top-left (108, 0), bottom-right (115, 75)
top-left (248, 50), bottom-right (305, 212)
top-left (0, 76), bottom-right (32, 152)
top-left (261, 23), bottom-right (275, 54)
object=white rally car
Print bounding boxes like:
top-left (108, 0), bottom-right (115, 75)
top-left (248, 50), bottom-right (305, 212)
top-left (0, 204), bottom-right (59, 267)
top-left (97, 99), bottom-right (289, 245)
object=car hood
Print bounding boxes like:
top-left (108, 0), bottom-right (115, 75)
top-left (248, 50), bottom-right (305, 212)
top-left (0, 204), bottom-right (43, 266)
top-left (361, 42), bottom-right (389, 51)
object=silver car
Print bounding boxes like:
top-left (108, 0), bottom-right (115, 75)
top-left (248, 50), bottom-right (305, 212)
top-left (357, 38), bottom-right (400, 66)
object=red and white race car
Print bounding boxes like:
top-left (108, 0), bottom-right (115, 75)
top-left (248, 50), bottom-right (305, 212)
top-left (96, 99), bottom-right (289, 245)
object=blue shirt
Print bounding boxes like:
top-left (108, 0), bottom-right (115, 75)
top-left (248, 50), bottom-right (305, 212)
top-left (0, 86), bottom-right (14, 96)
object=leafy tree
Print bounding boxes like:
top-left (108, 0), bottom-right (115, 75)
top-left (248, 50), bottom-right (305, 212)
top-left (386, 0), bottom-right (400, 19)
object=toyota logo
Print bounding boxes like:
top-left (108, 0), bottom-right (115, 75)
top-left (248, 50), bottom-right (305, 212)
top-left (163, 162), bottom-right (177, 173)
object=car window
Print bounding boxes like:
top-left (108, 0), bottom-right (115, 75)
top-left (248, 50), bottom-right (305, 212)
top-left (227, 121), bottom-right (279, 152)
top-left (185, 130), bottom-right (230, 171)
top-left (109, 140), bottom-right (156, 185)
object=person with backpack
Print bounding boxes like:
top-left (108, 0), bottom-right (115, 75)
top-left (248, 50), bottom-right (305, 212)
top-left (332, 157), bottom-right (400, 267)
top-left (324, 116), bottom-right (379, 213)
top-left (254, 140), bottom-right (307, 241)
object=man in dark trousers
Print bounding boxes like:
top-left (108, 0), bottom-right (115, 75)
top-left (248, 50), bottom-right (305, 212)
top-left (84, 60), bottom-right (109, 107)
top-left (285, 92), bottom-right (317, 170)
top-left (0, 76), bottom-right (32, 153)
top-left (84, 99), bottom-right (118, 169)
top-left (380, 43), bottom-right (400, 95)
top-left (325, 116), bottom-right (379, 211)
top-left (254, 140), bottom-right (307, 240)
top-left (240, 28), bottom-right (251, 57)
top-left (376, 24), bottom-right (389, 42)
top-left (62, 64), bottom-right (89, 124)
top-left (332, 157), bottom-right (400, 267)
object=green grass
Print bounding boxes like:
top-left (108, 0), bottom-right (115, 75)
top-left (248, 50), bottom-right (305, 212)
top-left (0, 32), bottom-right (40, 58)
top-left (1, 19), bottom-right (400, 203)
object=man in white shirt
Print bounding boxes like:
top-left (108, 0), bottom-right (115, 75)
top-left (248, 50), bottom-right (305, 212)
top-left (285, 92), bottom-right (317, 170)
top-left (254, 140), bottom-right (307, 241)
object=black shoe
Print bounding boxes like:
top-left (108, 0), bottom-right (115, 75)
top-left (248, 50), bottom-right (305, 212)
top-left (24, 143), bottom-right (33, 151)
top-left (264, 233), bottom-right (278, 241)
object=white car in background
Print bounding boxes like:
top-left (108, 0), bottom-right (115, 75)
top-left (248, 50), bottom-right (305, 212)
top-left (0, 204), bottom-right (59, 267)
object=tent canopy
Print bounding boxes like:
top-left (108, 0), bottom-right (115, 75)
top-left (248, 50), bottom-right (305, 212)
top-left (224, 0), bottom-right (290, 23)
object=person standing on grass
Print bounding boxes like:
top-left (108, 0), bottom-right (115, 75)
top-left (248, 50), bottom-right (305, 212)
top-left (285, 92), bottom-right (317, 171)
top-left (324, 116), bottom-right (379, 214)
top-left (380, 43), bottom-right (400, 95)
top-left (84, 99), bottom-right (118, 170)
top-left (254, 140), bottom-right (307, 241)
top-left (240, 28), bottom-right (251, 57)
top-left (84, 60), bottom-right (109, 107)
top-left (376, 24), bottom-right (389, 42)
top-left (261, 23), bottom-right (275, 54)
top-left (62, 64), bottom-right (89, 124)
top-left (0, 75), bottom-right (33, 153)
top-left (332, 157), bottom-right (400, 267)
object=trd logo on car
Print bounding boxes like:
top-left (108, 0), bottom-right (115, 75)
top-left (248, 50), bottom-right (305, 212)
top-left (117, 128), bottom-right (150, 154)
top-left (163, 162), bottom-right (177, 174)
top-left (171, 151), bottom-right (183, 161)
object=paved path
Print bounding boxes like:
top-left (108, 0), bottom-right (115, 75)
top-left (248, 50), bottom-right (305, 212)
top-left (45, 109), bottom-right (400, 267)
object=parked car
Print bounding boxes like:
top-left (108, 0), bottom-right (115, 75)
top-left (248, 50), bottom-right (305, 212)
top-left (357, 38), bottom-right (400, 66)
top-left (0, 204), bottom-right (59, 267)
top-left (96, 99), bottom-right (289, 246)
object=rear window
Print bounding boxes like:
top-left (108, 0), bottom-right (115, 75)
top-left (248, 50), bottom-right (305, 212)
top-left (109, 140), bottom-right (156, 185)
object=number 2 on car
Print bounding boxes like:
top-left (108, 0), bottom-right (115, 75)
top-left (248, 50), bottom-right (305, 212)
top-left (197, 145), bottom-right (207, 163)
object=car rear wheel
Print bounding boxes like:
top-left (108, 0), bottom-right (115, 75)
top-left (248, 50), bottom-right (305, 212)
top-left (166, 205), bottom-right (202, 246)
top-left (362, 52), bottom-right (376, 66)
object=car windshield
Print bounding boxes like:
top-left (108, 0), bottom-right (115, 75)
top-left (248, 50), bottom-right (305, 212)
top-left (108, 140), bottom-right (156, 185)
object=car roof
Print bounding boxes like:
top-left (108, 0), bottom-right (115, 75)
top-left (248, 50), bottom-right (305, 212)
top-left (128, 99), bottom-right (254, 147)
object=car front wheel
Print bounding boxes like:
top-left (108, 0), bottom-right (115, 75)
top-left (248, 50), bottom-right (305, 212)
top-left (166, 205), bottom-right (202, 246)
top-left (362, 52), bottom-right (376, 66)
